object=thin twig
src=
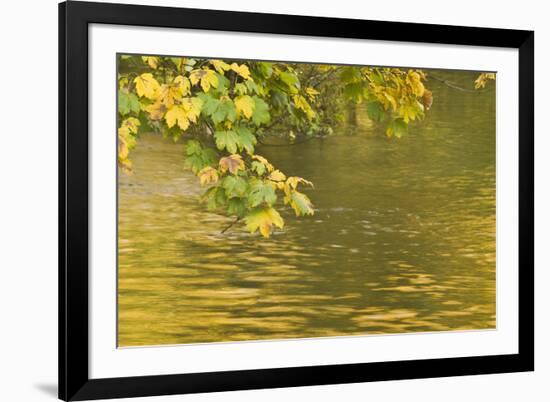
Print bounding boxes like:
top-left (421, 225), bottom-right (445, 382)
top-left (221, 217), bottom-right (241, 234)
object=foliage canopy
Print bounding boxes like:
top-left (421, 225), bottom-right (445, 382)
top-left (118, 55), bottom-right (491, 237)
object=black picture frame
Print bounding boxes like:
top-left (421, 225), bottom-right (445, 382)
top-left (59, 1), bottom-right (534, 400)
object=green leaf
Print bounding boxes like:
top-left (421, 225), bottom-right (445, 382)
top-left (248, 180), bottom-right (277, 207)
top-left (288, 190), bottom-right (314, 216)
top-left (118, 90), bottom-right (140, 116)
top-left (235, 126), bottom-right (257, 154)
top-left (257, 62), bottom-right (273, 78)
top-left (366, 101), bottom-right (385, 122)
top-left (251, 161), bottom-right (266, 176)
top-left (222, 176), bottom-right (248, 198)
top-left (252, 97), bottom-right (271, 126)
top-left (386, 118), bottom-right (408, 138)
top-left (185, 140), bottom-right (202, 156)
top-left (279, 71), bottom-right (300, 89)
top-left (215, 130), bottom-right (239, 154)
top-left (227, 198), bottom-right (247, 218)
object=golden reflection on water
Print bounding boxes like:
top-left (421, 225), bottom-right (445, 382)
top-left (118, 73), bottom-right (496, 346)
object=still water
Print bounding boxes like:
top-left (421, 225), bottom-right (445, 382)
top-left (118, 71), bottom-right (496, 346)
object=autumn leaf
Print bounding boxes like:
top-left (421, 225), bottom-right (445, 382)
top-left (268, 170), bottom-right (286, 182)
top-left (134, 73), bottom-right (160, 99)
top-left (244, 206), bottom-right (284, 238)
top-left (293, 95), bottom-right (315, 120)
top-left (285, 190), bottom-right (314, 216)
top-left (197, 166), bottom-right (219, 186)
top-left (407, 71), bottom-right (425, 97)
top-left (210, 59), bottom-right (231, 74)
top-left (190, 69), bottom-right (219, 92)
top-left (251, 155), bottom-right (274, 172)
top-left (144, 100), bottom-right (166, 120)
top-left (219, 154), bottom-right (244, 175)
top-left (285, 176), bottom-right (313, 190)
top-left (305, 87), bottom-right (320, 99)
top-left (142, 56), bottom-right (159, 69)
top-left (235, 95), bottom-right (255, 119)
top-left (230, 63), bottom-right (251, 80)
top-left (165, 105), bottom-right (190, 130)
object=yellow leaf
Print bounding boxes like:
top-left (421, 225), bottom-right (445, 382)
top-left (174, 75), bottom-right (191, 96)
top-left (142, 56), bottom-right (159, 69)
top-left (234, 95), bottom-right (255, 119)
top-left (293, 95), bottom-right (315, 120)
top-left (244, 206), bottom-right (284, 238)
top-left (286, 176), bottom-right (314, 190)
top-left (144, 100), bottom-right (166, 120)
top-left (190, 69), bottom-right (219, 93)
top-left (305, 87), bottom-right (320, 99)
top-left (407, 71), bottom-right (425, 97)
top-left (165, 105), bottom-right (190, 130)
top-left (210, 60), bottom-right (231, 74)
top-left (268, 169), bottom-right (286, 182)
top-left (252, 155), bottom-right (274, 172)
top-left (230, 63), bottom-right (251, 80)
top-left (197, 166), bottom-right (219, 186)
top-left (219, 154), bottom-right (245, 175)
top-left (133, 73), bottom-right (160, 99)
top-left (121, 117), bottom-right (140, 134)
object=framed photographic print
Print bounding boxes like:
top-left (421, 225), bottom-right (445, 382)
top-left (59, 1), bottom-right (534, 400)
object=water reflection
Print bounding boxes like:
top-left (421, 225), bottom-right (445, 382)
top-left (118, 71), bottom-right (496, 346)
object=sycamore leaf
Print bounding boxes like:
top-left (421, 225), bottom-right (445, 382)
top-left (165, 105), bottom-right (190, 130)
top-left (252, 97), bottom-right (270, 126)
top-left (251, 155), bottom-right (274, 172)
top-left (268, 170), bottom-right (286, 182)
top-left (210, 59), bottom-right (231, 74)
top-left (279, 71), bottom-right (300, 90)
top-left (421, 89), bottom-right (433, 110)
top-left (235, 126), bottom-right (256, 154)
top-left (133, 73), bottom-right (160, 99)
top-left (219, 154), bottom-right (244, 175)
top-left (407, 71), bottom-right (425, 97)
top-left (293, 95), bottom-right (315, 120)
top-left (286, 176), bottom-right (314, 190)
top-left (248, 180), bottom-right (277, 207)
top-left (230, 63), bottom-right (251, 80)
top-left (244, 206), bottom-right (284, 238)
top-left (118, 90), bottom-right (140, 115)
top-left (227, 198), bottom-right (247, 218)
top-left (234, 95), bottom-right (255, 119)
top-left (215, 130), bottom-right (240, 154)
top-left (190, 69), bottom-right (219, 92)
top-left (366, 101), bottom-right (385, 122)
top-left (221, 175), bottom-right (248, 198)
top-left (305, 87), bottom-right (320, 99)
top-left (386, 118), bottom-right (408, 138)
top-left (251, 161), bottom-right (266, 176)
top-left (197, 166), bottom-right (219, 186)
top-left (144, 100), bottom-right (166, 120)
top-left (121, 117), bottom-right (140, 135)
top-left (164, 98), bottom-right (201, 131)
top-left (285, 190), bottom-right (314, 216)
top-left (141, 56), bottom-right (159, 69)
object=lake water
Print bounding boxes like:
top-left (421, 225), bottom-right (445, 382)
top-left (118, 71), bottom-right (496, 346)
